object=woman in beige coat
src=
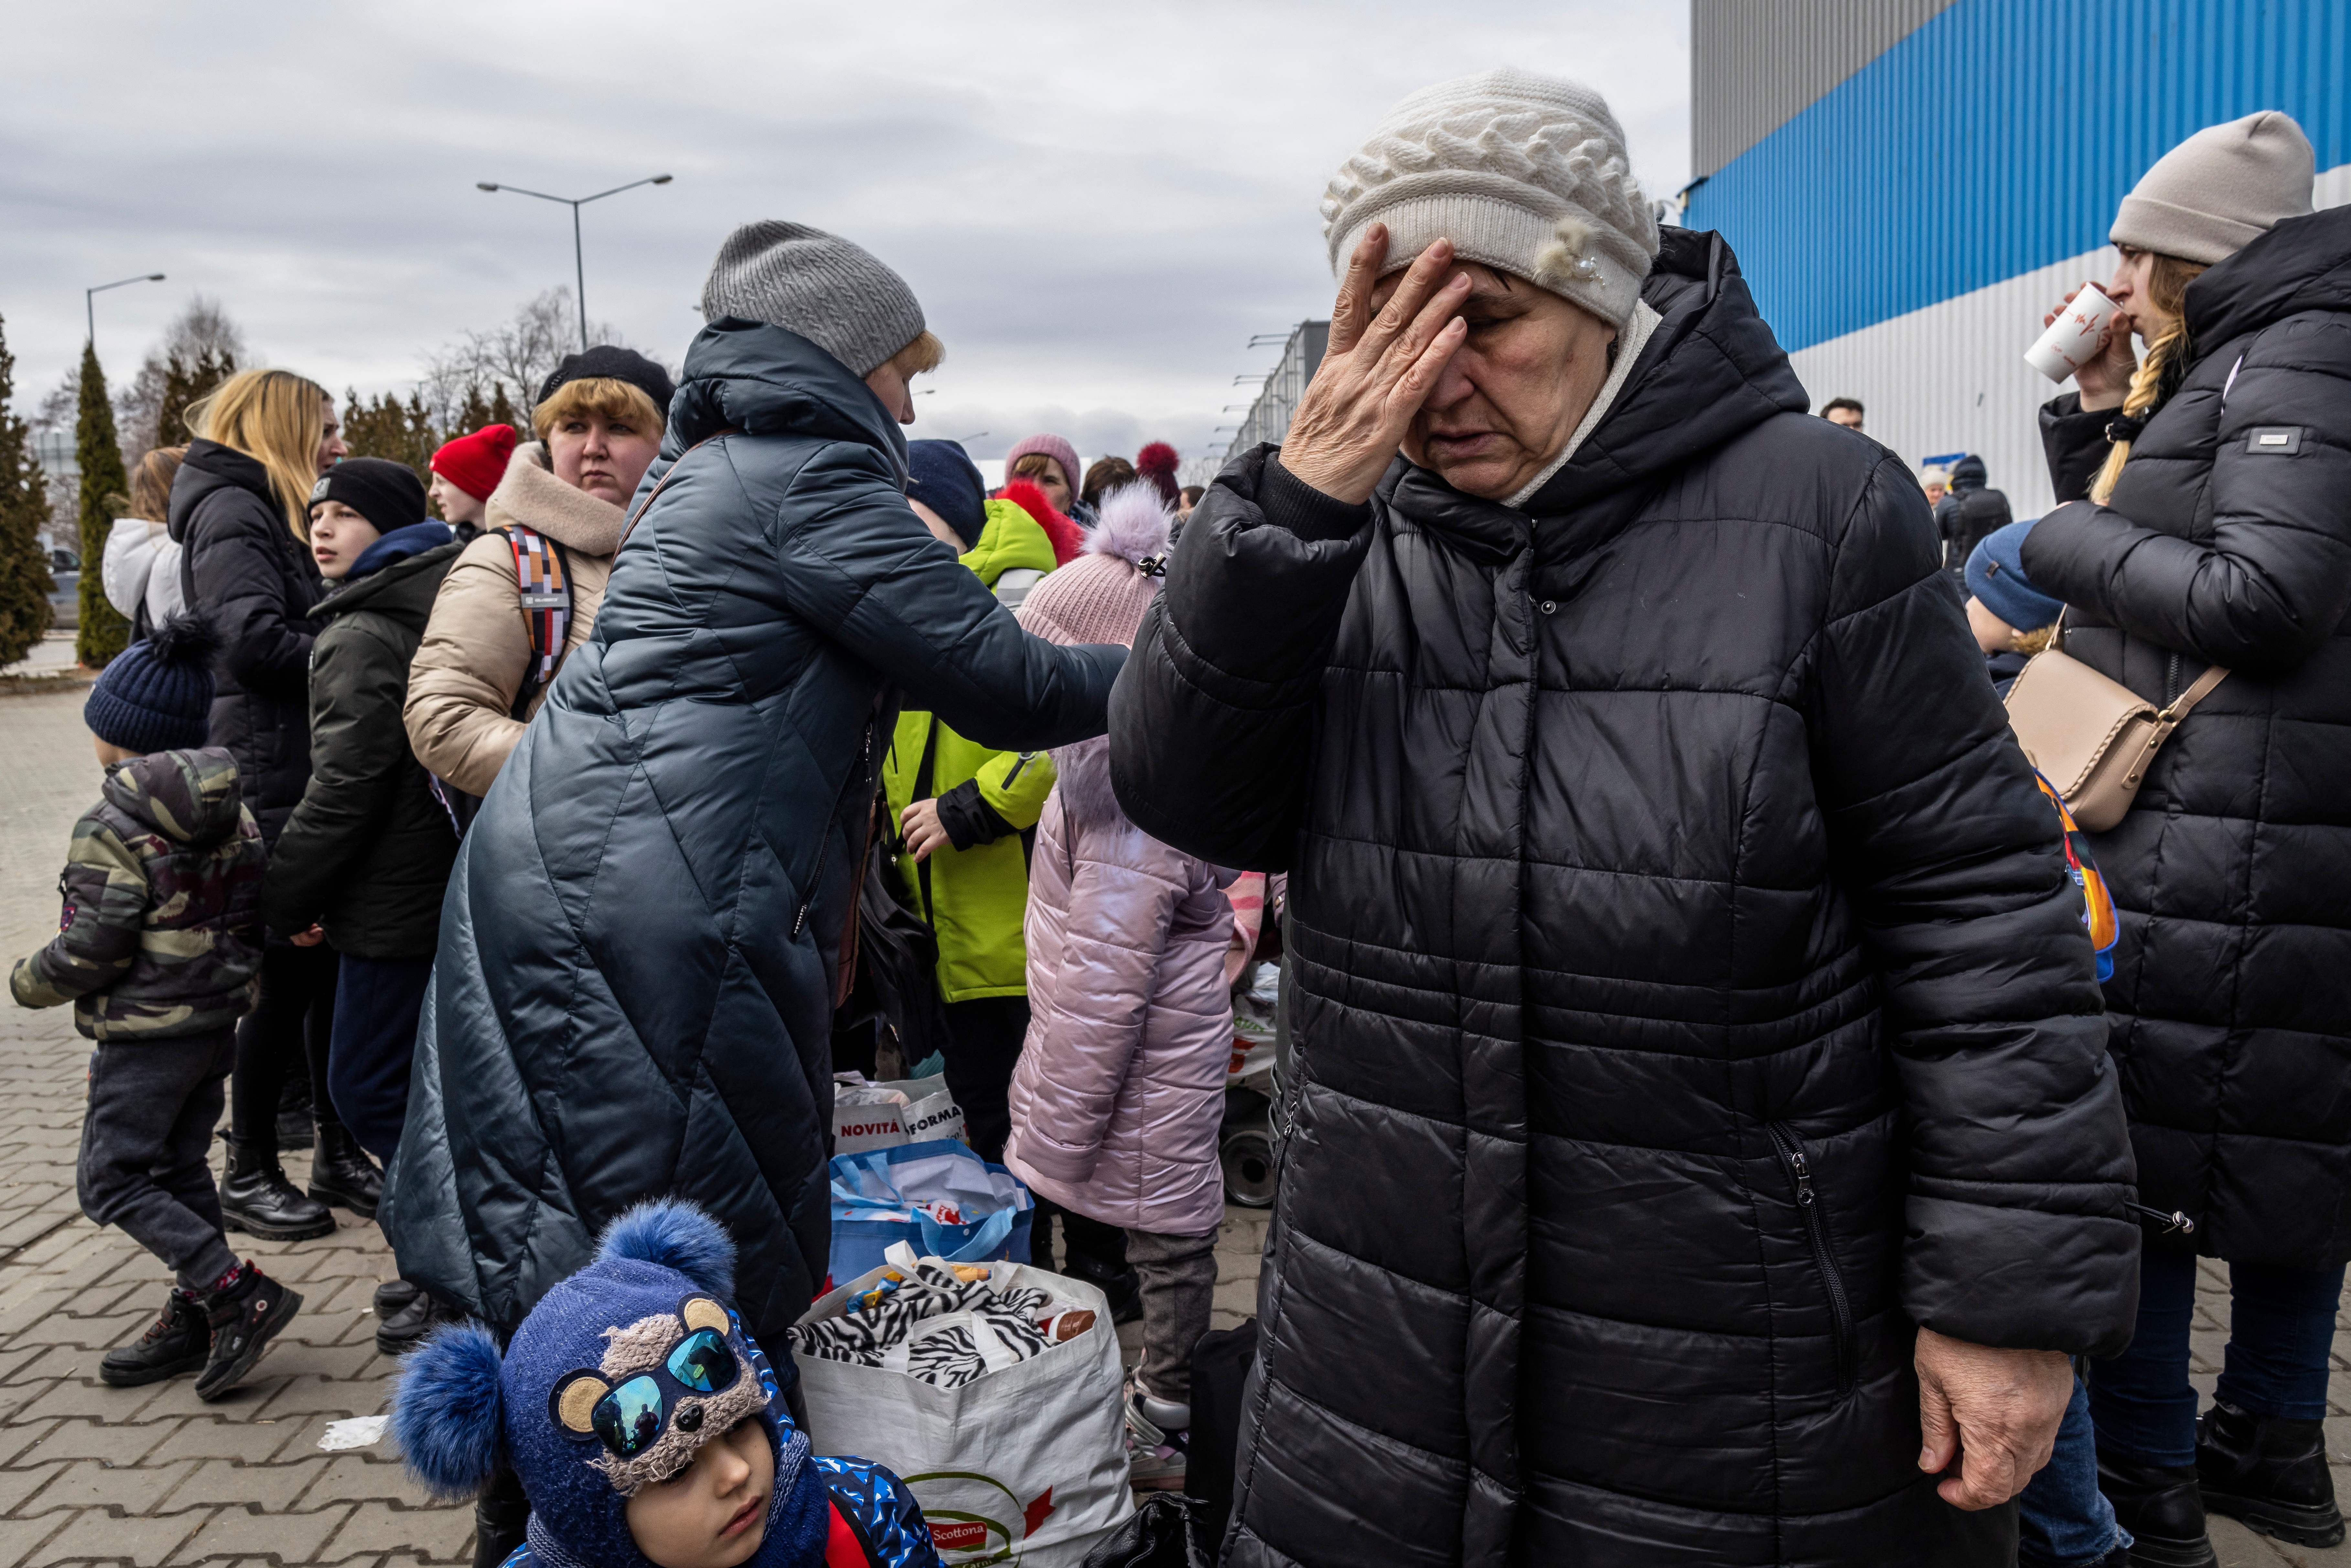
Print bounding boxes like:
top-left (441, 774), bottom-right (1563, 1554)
top-left (403, 349), bottom-right (673, 800)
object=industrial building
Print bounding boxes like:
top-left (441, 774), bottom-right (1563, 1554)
top-left (1687, 0), bottom-right (2350, 516)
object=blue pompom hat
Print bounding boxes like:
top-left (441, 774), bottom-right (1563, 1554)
top-left (392, 1202), bottom-right (829, 1568)
top-left (83, 613), bottom-right (220, 755)
top-left (1966, 519), bottom-right (2065, 633)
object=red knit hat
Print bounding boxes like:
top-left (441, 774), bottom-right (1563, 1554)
top-left (430, 424), bottom-right (518, 502)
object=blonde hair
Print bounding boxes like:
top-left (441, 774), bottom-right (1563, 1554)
top-left (130, 445), bottom-right (187, 522)
top-left (2090, 253), bottom-right (2208, 505)
top-left (889, 331), bottom-right (945, 378)
top-left (187, 369), bottom-right (331, 540)
top-left (531, 377), bottom-right (667, 442)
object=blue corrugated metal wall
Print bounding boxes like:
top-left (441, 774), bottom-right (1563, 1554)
top-left (1686, 0), bottom-right (2351, 352)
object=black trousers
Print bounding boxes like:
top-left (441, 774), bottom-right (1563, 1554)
top-left (939, 995), bottom-right (1029, 1162)
top-left (79, 1030), bottom-right (240, 1290)
top-left (229, 940), bottom-right (337, 1150)
top-left (329, 953), bottom-right (431, 1163)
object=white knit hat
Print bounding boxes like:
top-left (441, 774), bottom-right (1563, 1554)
top-left (1321, 69), bottom-right (1659, 328)
top-left (2111, 111), bottom-right (2314, 266)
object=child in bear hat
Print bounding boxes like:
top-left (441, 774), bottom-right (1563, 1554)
top-left (394, 1200), bottom-right (941, 1568)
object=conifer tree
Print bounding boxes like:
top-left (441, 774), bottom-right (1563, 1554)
top-left (158, 345), bottom-right (235, 448)
top-left (74, 344), bottom-right (131, 666)
top-left (0, 314), bottom-right (54, 668)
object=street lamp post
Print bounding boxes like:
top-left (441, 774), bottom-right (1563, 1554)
top-left (476, 175), bottom-right (675, 349)
top-left (86, 273), bottom-right (166, 346)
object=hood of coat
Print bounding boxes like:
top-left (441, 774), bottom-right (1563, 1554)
top-left (101, 746), bottom-right (245, 848)
top-left (1379, 228), bottom-right (1808, 556)
top-left (1048, 733), bottom-right (1121, 829)
top-left (167, 440), bottom-right (283, 545)
top-left (963, 499), bottom-right (1058, 589)
top-left (313, 536), bottom-right (466, 631)
top-left (1949, 454), bottom-right (1988, 492)
top-left (2186, 204), bottom-right (2351, 349)
top-left (485, 442), bottom-right (625, 557)
top-left (665, 318), bottom-right (910, 485)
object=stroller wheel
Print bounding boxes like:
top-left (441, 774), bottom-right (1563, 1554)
top-left (1221, 1101), bottom-right (1278, 1208)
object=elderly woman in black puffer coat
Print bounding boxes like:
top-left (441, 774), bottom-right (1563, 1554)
top-left (1999, 112), bottom-right (2351, 1564)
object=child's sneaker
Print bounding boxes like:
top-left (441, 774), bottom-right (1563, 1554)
top-left (1125, 1383), bottom-right (1189, 1491)
top-left (195, 1262), bottom-right (301, 1401)
top-left (100, 1288), bottom-right (210, 1387)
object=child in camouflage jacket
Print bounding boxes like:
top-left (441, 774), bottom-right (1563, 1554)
top-left (8, 616), bottom-right (300, 1401)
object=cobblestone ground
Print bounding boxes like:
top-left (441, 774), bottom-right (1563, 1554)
top-left (0, 685), bottom-right (1269, 1567)
top-left (0, 685), bottom-right (2343, 1566)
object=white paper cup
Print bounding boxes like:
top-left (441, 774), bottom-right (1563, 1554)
top-left (2026, 284), bottom-right (2122, 382)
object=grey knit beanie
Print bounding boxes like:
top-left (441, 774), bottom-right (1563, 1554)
top-left (1321, 69), bottom-right (1659, 328)
top-left (698, 220), bottom-right (927, 378)
top-left (2111, 111), bottom-right (2314, 266)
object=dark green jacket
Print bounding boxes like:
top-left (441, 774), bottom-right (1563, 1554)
top-left (11, 748), bottom-right (266, 1040)
top-left (264, 538), bottom-right (464, 957)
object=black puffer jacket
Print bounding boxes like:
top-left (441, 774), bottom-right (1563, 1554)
top-left (263, 534), bottom-right (463, 957)
top-left (2024, 205), bottom-right (2351, 1268)
top-left (169, 441), bottom-right (324, 847)
top-left (1111, 230), bottom-right (2138, 1567)
top-left (381, 321), bottom-right (1123, 1345)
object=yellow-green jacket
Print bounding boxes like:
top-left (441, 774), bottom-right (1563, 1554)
top-left (881, 499), bottom-right (1060, 1002)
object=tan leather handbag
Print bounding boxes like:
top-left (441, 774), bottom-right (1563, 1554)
top-left (2003, 620), bottom-right (2227, 832)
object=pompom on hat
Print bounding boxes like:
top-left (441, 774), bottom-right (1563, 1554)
top-left (1321, 68), bottom-right (1660, 328)
top-left (1016, 484), bottom-right (1173, 652)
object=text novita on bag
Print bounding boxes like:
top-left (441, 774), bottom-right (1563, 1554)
top-left (832, 1071), bottom-right (966, 1154)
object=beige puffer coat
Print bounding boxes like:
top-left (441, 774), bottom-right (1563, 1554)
top-left (402, 442), bottom-right (622, 798)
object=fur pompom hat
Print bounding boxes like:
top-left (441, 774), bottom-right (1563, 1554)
top-left (392, 1202), bottom-right (827, 1568)
top-left (1016, 484), bottom-right (1172, 651)
top-left (1321, 68), bottom-right (1659, 328)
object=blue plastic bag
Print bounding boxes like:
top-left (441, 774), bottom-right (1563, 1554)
top-left (828, 1137), bottom-right (1034, 1286)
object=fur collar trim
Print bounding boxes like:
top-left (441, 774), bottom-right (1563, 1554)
top-left (485, 441), bottom-right (624, 557)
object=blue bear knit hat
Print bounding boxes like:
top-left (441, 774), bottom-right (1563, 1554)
top-left (393, 1203), bottom-right (829, 1568)
top-left (1966, 519), bottom-right (2064, 632)
top-left (905, 440), bottom-right (986, 550)
top-left (84, 614), bottom-right (219, 755)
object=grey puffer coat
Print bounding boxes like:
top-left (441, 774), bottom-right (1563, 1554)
top-left (1110, 229), bottom-right (2138, 1566)
top-left (2025, 204), bottom-right (2351, 1268)
top-left (381, 321), bottom-right (1123, 1348)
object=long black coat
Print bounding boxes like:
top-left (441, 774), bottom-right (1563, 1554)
top-left (2024, 205), bottom-right (2351, 1268)
top-left (381, 322), bottom-right (1123, 1344)
top-left (169, 441), bottom-right (324, 847)
top-left (262, 538), bottom-right (463, 958)
top-left (1111, 230), bottom-right (2139, 1567)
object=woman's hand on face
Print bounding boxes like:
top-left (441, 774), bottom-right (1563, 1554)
top-left (2047, 285), bottom-right (2136, 411)
top-left (1277, 226), bottom-right (1471, 505)
top-left (900, 799), bottom-right (950, 862)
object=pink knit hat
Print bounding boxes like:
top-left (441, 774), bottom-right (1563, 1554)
top-left (1002, 433), bottom-right (1082, 497)
top-left (1017, 485), bottom-right (1171, 649)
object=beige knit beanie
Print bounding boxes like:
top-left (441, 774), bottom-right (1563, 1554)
top-left (2110, 111), bottom-right (2314, 265)
top-left (1321, 69), bottom-right (1659, 328)
top-left (1016, 486), bottom-right (1171, 650)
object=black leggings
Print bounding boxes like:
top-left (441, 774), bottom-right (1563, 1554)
top-left (229, 940), bottom-right (338, 1150)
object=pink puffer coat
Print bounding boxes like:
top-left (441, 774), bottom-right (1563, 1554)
top-left (1002, 735), bottom-right (1235, 1239)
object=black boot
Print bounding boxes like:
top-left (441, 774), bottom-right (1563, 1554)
top-left (2098, 1447), bottom-right (2217, 1568)
top-left (308, 1120), bottom-right (383, 1220)
top-left (473, 1464), bottom-right (531, 1568)
top-left (219, 1136), bottom-right (336, 1242)
top-left (195, 1261), bottom-right (302, 1401)
top-left (100, 1288), bottom-right (211, 1387)
top-left (374, 1279), bottom-right (463, 1358)
top-left (276, 1075), bottom-right (314, 1151)
top-left (2197, 1398), bottom-right (2345, 1547)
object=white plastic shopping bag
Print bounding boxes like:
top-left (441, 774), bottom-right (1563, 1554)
top-left (793, 1248), bottom-right (1134, 1565)
top-left (833, 1070), bottom-right (966, 1153)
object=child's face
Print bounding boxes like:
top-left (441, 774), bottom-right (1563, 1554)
top-left (309, 499), bottom-right (381, 580)
top-left (623, 1416), bottom-right (773, 1568)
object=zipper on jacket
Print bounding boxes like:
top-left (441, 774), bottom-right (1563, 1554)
top-left (2164, 651), bottom-right (2182, 707)
top-left (793, 718), bottom-right (877, 941)
top-left (1768, 1122), bottom-right (1856, 1397)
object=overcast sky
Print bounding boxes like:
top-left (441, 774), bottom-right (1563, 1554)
top-left (3, 0), bottom-right (1690, 470)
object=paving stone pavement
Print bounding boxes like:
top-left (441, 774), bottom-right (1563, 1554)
top-left (1, 685), bottom-right (2343, 1567)
top-left (0, 688), bottom-right (1271, 1567)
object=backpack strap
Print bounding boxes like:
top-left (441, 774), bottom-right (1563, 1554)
top-left (491, 524), bottom-right (573, 720)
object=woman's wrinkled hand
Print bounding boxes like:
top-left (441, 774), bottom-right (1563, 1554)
top-left (1277, 225), bottom-right (1471, 505)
